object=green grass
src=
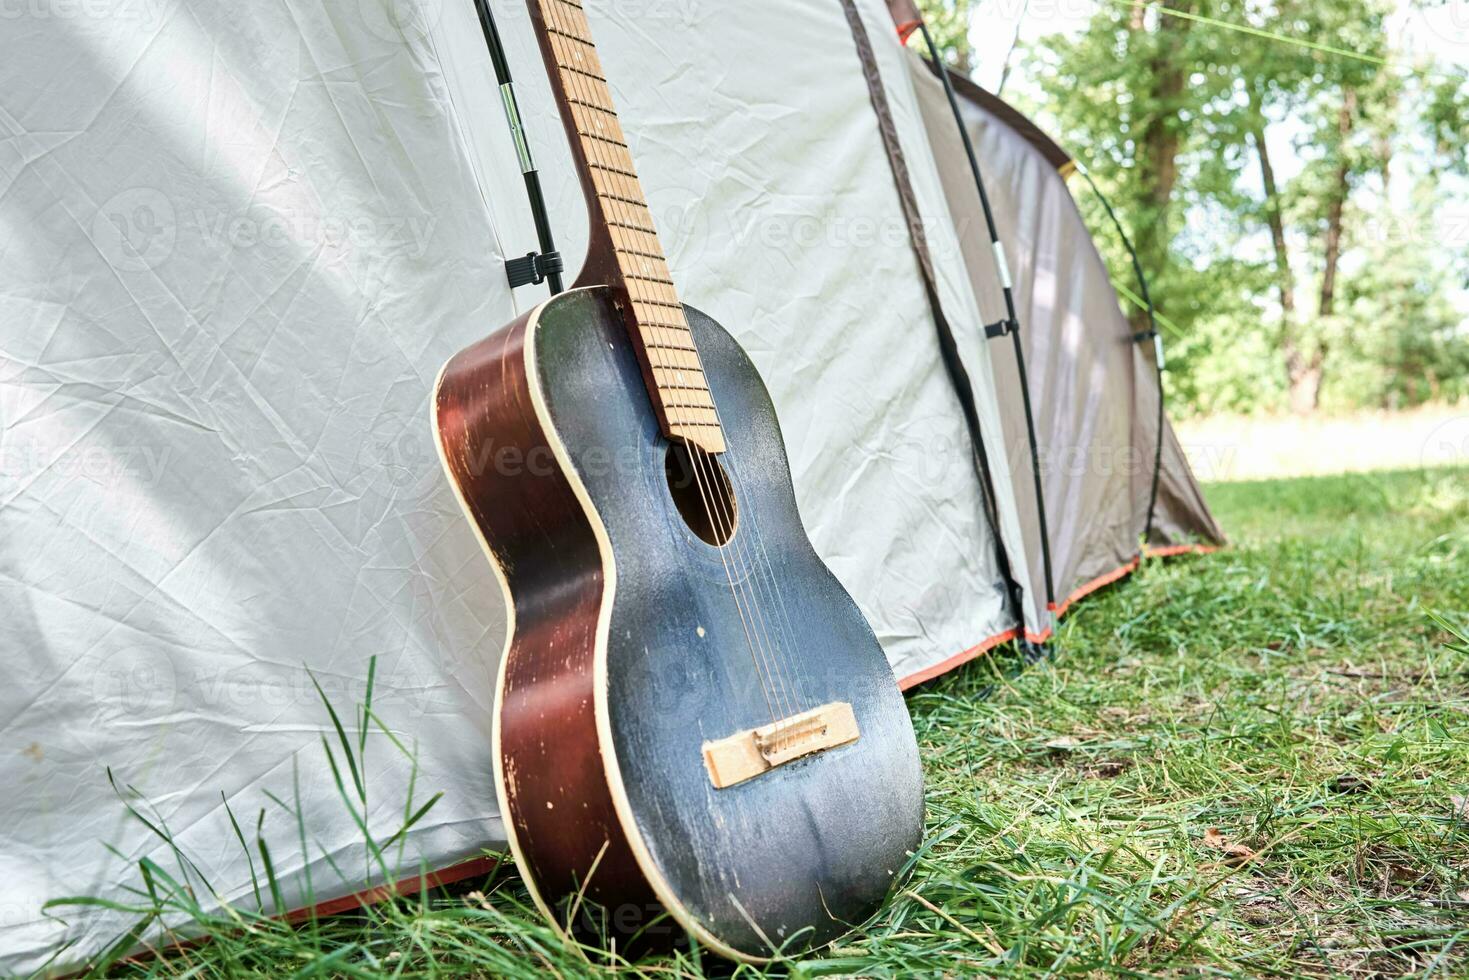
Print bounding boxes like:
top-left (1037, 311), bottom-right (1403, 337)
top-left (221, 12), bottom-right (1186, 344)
top-left (68, 467), bottom-right (1469, 978)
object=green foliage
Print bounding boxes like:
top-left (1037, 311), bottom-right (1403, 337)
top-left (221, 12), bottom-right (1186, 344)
top-left (915, 0), bottom-right (978, 72)
top-left (1329, 220), bottom-right (1469, 409)
top-left (1020, 0), bottom-right (1469, 416)
top-left (69, 467), bottom-right (1469, 976)
top-left (1424, 75), bottom-right (1469, 177)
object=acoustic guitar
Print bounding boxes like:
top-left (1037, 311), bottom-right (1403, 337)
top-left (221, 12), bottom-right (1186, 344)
top-left (433, 0), bottom-right (924, 960)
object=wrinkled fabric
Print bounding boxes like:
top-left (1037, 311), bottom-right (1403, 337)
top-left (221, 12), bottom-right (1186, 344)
top-left (0, 1), bottom-right (1029, 972)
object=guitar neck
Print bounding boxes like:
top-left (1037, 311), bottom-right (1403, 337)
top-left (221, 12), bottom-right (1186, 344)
top-left (528, 0), bottom-right (726, 455)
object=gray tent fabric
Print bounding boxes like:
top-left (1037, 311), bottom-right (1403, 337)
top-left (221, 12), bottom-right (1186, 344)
top-left (1146, 420), bottom-right (1229, 555)
top-left (904, 52), bottom-right (1224, 630)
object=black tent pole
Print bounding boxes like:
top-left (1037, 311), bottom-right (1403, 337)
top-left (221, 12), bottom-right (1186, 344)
top-left (916, 24), bottom-right (1057, 627)
top-left (1071, 163), bottom-right (1167, 545)
top-left (471, 0), bottom-right (565, 295)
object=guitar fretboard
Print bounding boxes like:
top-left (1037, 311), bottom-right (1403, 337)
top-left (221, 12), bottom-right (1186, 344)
top-left (534, 0), bottom-right (726, 454)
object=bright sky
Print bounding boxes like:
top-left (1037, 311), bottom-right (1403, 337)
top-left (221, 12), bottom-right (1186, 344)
top-left (968, 0), bottom-right (1469, 94)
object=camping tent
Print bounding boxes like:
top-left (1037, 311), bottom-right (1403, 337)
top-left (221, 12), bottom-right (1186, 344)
top-left (0, 0), bottom-right (1218, 972)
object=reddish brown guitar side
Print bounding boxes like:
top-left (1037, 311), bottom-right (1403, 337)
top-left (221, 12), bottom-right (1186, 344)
top-left (433, 314), bottom-right (660, 946)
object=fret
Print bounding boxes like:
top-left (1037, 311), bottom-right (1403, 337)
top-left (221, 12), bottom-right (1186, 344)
top-left (561, 73), bottom-right (612, 122)
top-left (645, 315), bottom-right (691, 327)
top-left (642, 316), bottom-right (690, 327)
top-left (550, 45), bottom-right (607, 102)
top-left (548, 30), bottom-right (601, 69)
top-left (628, 281), bottom-right (680, 306)
top-left (581, 136), bottom-right (638, 177)
top-left (568, 98), bottom-right (625, 136)
top-left (613, 242), bottom-right (666, 264)
top-left (662, 406), bottom-right (720, 426)
top-left (643, 348), bottom-right (702, 371)
top-left (640, 325), bottom-right (696, 344)
top-left (586, 162), bottom-right (643, 193)
top-left (533, 0), bottom-right (725, 454)
top-left (625, 271), bottom-right (677, 287)
top-left (664, 385), bottom-right (715, 404)
top-left (571, 114), bottom-right (623, 151)
top-left (641, 325), bottom-right (694, 341)
top-left (571, 115), bottom-right (626, 159)
top-left (617, 250), bottom-right (673, 280)
top-left (642, 329), bottom-right (695, 347)
top-left (562, 62), bottom-right (608, 87)
top-left (637, 310), bottom-right (690, 327)
top-left (608, 224), bottom-right (660, 256)
top-left (567, 98), bottom-right (627, 140)
top-left (638, 320), bottom-right (693, 340)
top-left (546, 1), bottom-right (593, 44)
top-left (652, 371), bottom-right (711, 391)
top-left (588, 166), bottom-right (644, 205)
top-left (599, 189), bottom-right (655, 212)
top-left (607, 215), bottom-right (658, 236)
top-left (636, 310), bottom-right (690, 326)
top-left (643, 339), bottom-right (698, 356)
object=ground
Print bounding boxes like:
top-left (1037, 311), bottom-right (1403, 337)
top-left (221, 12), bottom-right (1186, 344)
top-left (101, 466), bottom-right (1469, 977)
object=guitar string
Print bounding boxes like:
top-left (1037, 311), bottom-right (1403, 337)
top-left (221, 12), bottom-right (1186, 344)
top-left (551, 5), bottom-right (812, 736)
top-left (663, 390), bottom-right (810, 745)
top-left (676, 424), bottom-right (807, 746)
top-left (552, 0), bottom-right (811, 743)
top-left (545, 3), bottom-right (795, 727)
top-left (574, 123), bottom-right (788, 728)
top-left (696, 395), bottom-right (813, 748)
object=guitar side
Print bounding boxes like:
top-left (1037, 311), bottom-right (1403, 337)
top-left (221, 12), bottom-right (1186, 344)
top-left (432, 298), bottom-right (663, 953)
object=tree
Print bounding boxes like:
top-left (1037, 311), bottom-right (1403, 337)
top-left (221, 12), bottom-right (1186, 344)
top-left (1030, 2), bottom-right (1238, 343)
top-left (915, 0), bottom-right (977, 74)
top-left (1025, 0), bottom-right (1456, 416)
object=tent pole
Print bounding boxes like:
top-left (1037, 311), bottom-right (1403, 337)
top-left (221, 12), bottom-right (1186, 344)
top-left (916, 24), bottom-right (1057, 626)
top-left (471, 0), bottom-right (565, 295)
top-left (1072, 164), bottom-right (1168, 546)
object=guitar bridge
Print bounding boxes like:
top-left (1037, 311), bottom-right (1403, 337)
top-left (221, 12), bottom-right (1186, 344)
top-left (702, 702), bottom-right (860, 789)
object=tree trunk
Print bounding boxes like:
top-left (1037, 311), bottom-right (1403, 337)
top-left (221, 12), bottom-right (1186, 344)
top-left (1126, 0), bottom-right (1193, 335)
top-left (1249, 108), bottom-right (1295, 319)
top-left (1136, 4), bottom-right (1191, 264)
top-left (1289, 89), bottom-right (1356, 414)
top-left (1248, 91), bottom-right (1320, 415)
top-left (1319, 91), bottom-right (1356, 322)
top-left (1284, 350), bottom-right (1325, 414)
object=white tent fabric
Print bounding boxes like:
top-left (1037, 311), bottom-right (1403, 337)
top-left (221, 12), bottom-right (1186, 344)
top-left (0, 1), bottom-right (1032, 972)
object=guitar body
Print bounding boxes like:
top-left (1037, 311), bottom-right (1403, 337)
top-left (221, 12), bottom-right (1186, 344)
top-left (434, 287), bottom-right (924, 959)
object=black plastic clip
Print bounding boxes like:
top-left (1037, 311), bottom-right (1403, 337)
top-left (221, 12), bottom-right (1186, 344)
top-left (984, 319), bottom-right (1017, 339)
top-left (505, 250), bottom-right (564, 288)
top-left (1131, 328), bottom-right (1158, 343)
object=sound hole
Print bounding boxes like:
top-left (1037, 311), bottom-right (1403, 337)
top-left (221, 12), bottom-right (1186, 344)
top-left (664, 441), bottom-right (737, 547)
